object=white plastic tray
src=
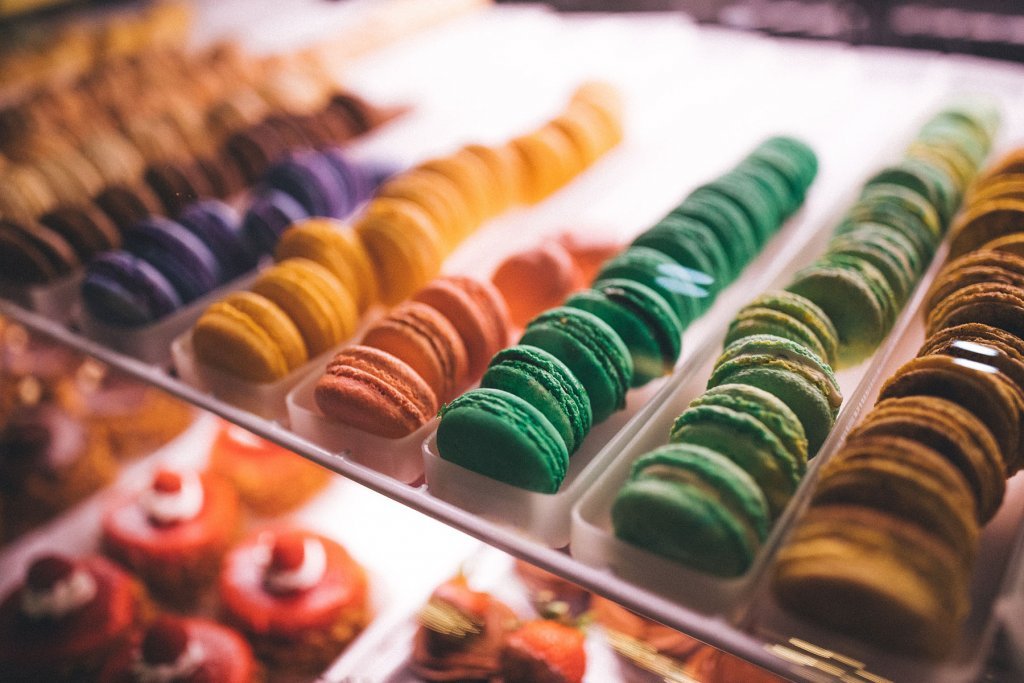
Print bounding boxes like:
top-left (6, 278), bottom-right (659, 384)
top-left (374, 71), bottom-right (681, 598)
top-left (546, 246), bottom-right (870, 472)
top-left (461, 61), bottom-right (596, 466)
top-left (288, 365), bottom-right (437, 484)
top-left (0, 271), bottom-right (83, 325)
top-left (80, 272), bottom-right (257, 366)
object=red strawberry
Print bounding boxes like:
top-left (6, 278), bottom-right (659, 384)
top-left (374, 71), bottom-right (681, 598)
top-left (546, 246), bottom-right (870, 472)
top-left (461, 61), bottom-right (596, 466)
top-left (501, 619), bottom-right (586, 683)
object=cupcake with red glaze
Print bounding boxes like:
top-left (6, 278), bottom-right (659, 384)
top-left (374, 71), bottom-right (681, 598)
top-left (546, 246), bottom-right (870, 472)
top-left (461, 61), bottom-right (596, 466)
top-left (207, 421), bottom-right (330, 516)
top-left (57, 360), bottom-right (194, 460)
top-left (411, 574), bottom-right (518, 681)
top-left (99, 615), bottom-right (262, 683)
top-left (102, 467), bottom-right (241, 604)
top-left (0, 403), bottom-right (116, 538)
top-left (0, 554), bottom-right (151, 681)
top-left (219, 529), bottom-right (370, 673)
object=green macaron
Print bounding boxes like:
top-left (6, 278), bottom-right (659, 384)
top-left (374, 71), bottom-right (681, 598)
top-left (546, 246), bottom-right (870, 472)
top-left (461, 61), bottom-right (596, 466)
top-left (437, 387), bottom-right (569, 493)
top-left (611, 443), bottom-right (770, 576)
top-left (741, 147), bottom-right (808, 214)
top-left (840, 197), bottom-right (937, 265)
top-left (693, 176), bottom-right (777, 247)
top-left (833, 222), bottom-right (923, 277)
top-left (565, 279), bottom-right (683, 387)
top-left (481, 345), bottom-right (592, 454)
top-left (755, 136), bottom-right (818, 189)
top-left (859, 182), bottom-right (943, 244)
top-left (826, 234), bottom-right (916, 306)
top-left (519, 306), bottom-right (633, 423)
top-left (669, 402), bottom-right (804, 517)
top-left (787, 264), bottom-right (888, 368)
top-left (632, 215), bottom-right (731, 293)
top-left (725, 307), bottom-right (831, 367)
top-left (864, 159), bottom-right (957, 225)
top-left (669, 191), bottom-right (758, 276)
top-left (595, 246), bottom-right (709, 324)
top-left (691, 383), bottom-right (808, 466)
top-left (728, 290), bottom-right (839, 367)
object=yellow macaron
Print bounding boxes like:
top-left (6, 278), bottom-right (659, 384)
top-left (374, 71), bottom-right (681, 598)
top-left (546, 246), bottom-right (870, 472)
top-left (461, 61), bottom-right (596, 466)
top-left (376, 170), bottom-right (472, 250)
top-left (274, 218), bottom-right (380, 312)
top-left (251, 258), bottom-right (359, 357)
top-left (510, 125), bottom-right (578, 203)
top-left (193, 290), bottom-right (309, 382)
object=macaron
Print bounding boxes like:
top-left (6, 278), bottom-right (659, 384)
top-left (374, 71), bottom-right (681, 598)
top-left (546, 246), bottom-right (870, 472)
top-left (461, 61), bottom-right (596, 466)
top-left (263, 151), bottom-right (350, 219)
top-left (274, 218), bottom-right (379, 312)
top-left (925, 281), bottom-right (1024, 340)
top-left (595, 246), bottom-right (710, 325)
top-left (436, 387), bottom-right (569, 493)
top-left (240, 189), bottom-right (311, 256)
top-left (519, 307), bottom-right (633, 423)
top-left (39, 204), bottom-right (121, 259)
top-left (981, 232), bottom-right (1024, 259)
top-left (509, 126), bottom-right (578, 203)
top-left (947, 198), bottom-right (1024, 259)
top-left (691, 175), bottom-right (777, 247)
top-left (492, 241), bottom-right (582, 329)
top-left (708, 335), bottom-right (841, 455)
top-left (669, 192), bottom-right (757, 277)
top-left (93, 182), bottom-right (164, 234)
top-left (82, 250), bottom-right (183, 326)
top-left (251, 258), bottom-right (358, 357)
top-left (124, 216), bottom-right (221, 303)
top-left (670, 401), bottom-right (804, 518)
top-left (143, 160), bottom-right (212, 217)
top-left (354, 198), bottom-right (444, 305)
top-left (821, 254), bottom-right (899, 331)
top-left (852, 396), bottom-right (1005, 523)
top-left (416, 151), bottom-right (496, 224)
top-left (631, 215), bottom-right (731, 295)
top-left (177, 199), bottom-right (255, 280)
top-left (412, 275), bottom-right (511, 379)
top-left (376, 170), bottom-right (471, 249)
top-left (480, 345), bottom-right (592, 454)
top-left (812, 434), bottom-right (978, 564)
top-left (839, 198), bottom-right (936, 266)
top-left (724, 297), bottom-right (836, 368)
top-left (773, 504), bottom-right (969, 659)
top-left (877, 353), bottom-right (1021, 467)
top-left (786, 264), bottom-right (886, 368)
top-left (924, 249), bottom-right (1024, 314)
top-left (192, 291), bottom-right (308, 382)
top-left (611, 443), bottom-right (770, 576)
top-left (463, 142), bottom-right (524, 209)
top-left (863, 161), bottom-right (956, 225)
top-left (361, 301), bottom-right (469, 403)
top-left (565, 279), bottom-right (683, 387)
top-left (0, 219), bottom-right (79, 284)
top-left (314, 345), bottom-right (439, 438)
top-left (834, 222), bottom-right (923, 279)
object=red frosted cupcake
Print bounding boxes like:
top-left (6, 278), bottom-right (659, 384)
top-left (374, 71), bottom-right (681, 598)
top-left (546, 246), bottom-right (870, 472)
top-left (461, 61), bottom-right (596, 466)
top-left (102, 467), bottom-right (241, 604)
top-left (207, 421), bottom-right (330, 516)
top-left (99, 615), bottom-right (262, 683)
top-left (0, 554), bottom-right (151, 681)
top-left (219, 529), bottom-right (370, 673)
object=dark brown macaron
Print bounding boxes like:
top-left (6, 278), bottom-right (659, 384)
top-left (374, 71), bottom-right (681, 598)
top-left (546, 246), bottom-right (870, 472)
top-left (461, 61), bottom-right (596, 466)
top-left (0, 219), bottom-right (80, 284)
top-left (878, 353), bottom-right (1021, 469)
top-left (221, 122), bottom-right (289, 185)
top-left (816, 434), bottom-right (980, 565)
top-left (948, 198), bottom-right (1024, 259)
top-left (39, 204), bottom-right (121, 259)
top-left (925, 250), bottom-right (1024, 313)
top-left (325, 92), bottom-right (374, 135)
top-left (921, 322), bottom-right (1024, 366)
top-left (262, 114), bottom-right (316, 152)
top-left (194, 155), bottom-right (246, 199)
top-left (860, 396), bottom-right (1005, 523)
top-left (94, 181), bottom-right (165, 234)
top-left (926, 281), bottom-right (1024, 340)
top-left (143, 160), bottom-right (213, 218)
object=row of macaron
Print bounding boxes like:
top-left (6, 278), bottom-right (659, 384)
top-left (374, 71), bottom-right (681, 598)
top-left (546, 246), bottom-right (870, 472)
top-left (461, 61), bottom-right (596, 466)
top-left (189, 83), bottom-right (625, 386)
top-left (773, 144), bottom-right (1024, 661)
top-left (0, 91), bottom-right (382, 291)
top-left (80, 148), bottom-right (383, 328)
top-left (608, 103), bottom-right (997, 579)
top-left (434, 136), bottom-right (819, 495)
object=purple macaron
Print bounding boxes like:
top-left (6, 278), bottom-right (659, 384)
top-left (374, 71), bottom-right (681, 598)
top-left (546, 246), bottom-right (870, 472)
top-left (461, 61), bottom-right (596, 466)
top-left (240, 188), bottom-right (309, 255)
top-left (124, 216), bottom-right (221, 303)
top-left (177, 199), bottom-right (256, 280)
top-left (82, 250), bottom-right (183, 326)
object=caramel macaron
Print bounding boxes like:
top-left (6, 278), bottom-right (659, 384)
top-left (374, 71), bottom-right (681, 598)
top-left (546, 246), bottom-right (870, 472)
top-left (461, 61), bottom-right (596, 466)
top-left (925, 281), bottom-right (1024, 339)
top-left (947, 198), bottom-right (1024, 259)
top-left (925, 249), bottom-right (1024, 313)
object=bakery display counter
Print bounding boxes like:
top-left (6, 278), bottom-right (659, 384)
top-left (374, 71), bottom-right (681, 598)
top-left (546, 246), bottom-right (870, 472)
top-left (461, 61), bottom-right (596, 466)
top-left (5, 2), bottom-right (1024, 681)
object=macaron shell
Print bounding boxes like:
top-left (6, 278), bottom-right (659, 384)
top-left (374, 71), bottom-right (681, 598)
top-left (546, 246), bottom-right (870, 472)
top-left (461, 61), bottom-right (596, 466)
top-left (355, 198), bottom-right (444, 305)
top-left (725, 307), bottom-right (830, 367)
top-left (193, 291), bottom-right (308, 382)
top-left (252, 258), bottom-right (358, 356)
top-left (83, 250), bottom-right (182, 326)
top-left (948, 198), bottom-right (1024, 259)
top-left (376, 171), bottom-right (471, 249)
top-left (925, 281), bottom-right (1024, 339)
top-left (0, 219), bottom-right (79, 284)
top-left (125, 217), bottom-right (222, 302)
top-left (437, 388), bottom-right (569, 493)
top-left (40, 205), bottom-right (121, 259)
top-left (362, 301), bottom-right (469, 403)
top-left (315, 345), bottom-right (438, 438)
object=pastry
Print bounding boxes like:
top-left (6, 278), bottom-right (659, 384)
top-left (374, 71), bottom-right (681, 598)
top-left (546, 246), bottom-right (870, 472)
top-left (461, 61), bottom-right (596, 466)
top-left (509, 126), bottom-right (579, 203)
top-left (38, 203), bottom-right (121, 259)
top-left (948, 198), bottom-right (1024, 259)
top-left (631, 215), bottom-right (731, 296)
top-left (263, 150), bottom-right (356, 218)
top-left (924, 249), bottom-right (1024, 314)
top-left (519, 306), bottom-right (632, 423)
top-left (612, 443), bottom-right (771, 575)
top-left (207, 421), bottom-right (330, 515)
top-left (219, 528), bottom-right (370, 673)
top-left (411, 575), bottom-right (517, 681)
top-left (480, 345), bottom-right (592, 454)
top-left (240, 188), bottom-right (310, 255)
top-left (143, 160), bottom-right (212, 217)
top-left (274, 218), bottom-right (379, 312)
top-left (492, 240), bottom-right (582, 329)
top-left (591, 595), bottom-right (702, 668)
top-left (0, 219), bottom-right (79, 285)
top-left (314, 345), bottom-right (439, 438)
top-left (412, 275), bottom-right (511, 379)
top-left (437, 388), bottom-right (569, 493)
top-left (724, 290), bottom-right (838, 366)
top-left (925, 281), bottom-right (1024, 339)
top-left (176, 199), bottom-right (256, 279)
top-left (556, 231), bottom-right (622, 284)
top-left (0, 554), bottom-right (151, 680)
top-left (101, 467), bottom-right (241, 603)
top-left (595, 246), bottom-right (706, 325)
top-left (565, 278), bottom-right (683, 387)
top-left (354, 198), bottom-right (444, 305)
top-left (123, 216), bottom-right (222, 301)
top-left (669, 191), bottom-right (758, 277)
top-left (82, 250), bottom-right (183, 326)
top-left (361, 301), bottom-right (469, 403)
top-left (99, 615), bottom-right (260, 683)
top-left (376, 169), bottom-right (474, 250)
top-left (192, 291), bottom-right (309, 382)
top-left (707, 335), bottom-right (841, 454)
top-left (250, 258), bottom-right (358, 356)
top-left (500, 619), bottom-right (586, 683)
top-left (93, 182), bottom-right (164, 234)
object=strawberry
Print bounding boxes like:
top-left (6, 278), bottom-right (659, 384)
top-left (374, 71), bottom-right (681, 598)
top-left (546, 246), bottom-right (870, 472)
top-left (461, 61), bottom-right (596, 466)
top-left (501, 619), bottom-right (586, 683)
